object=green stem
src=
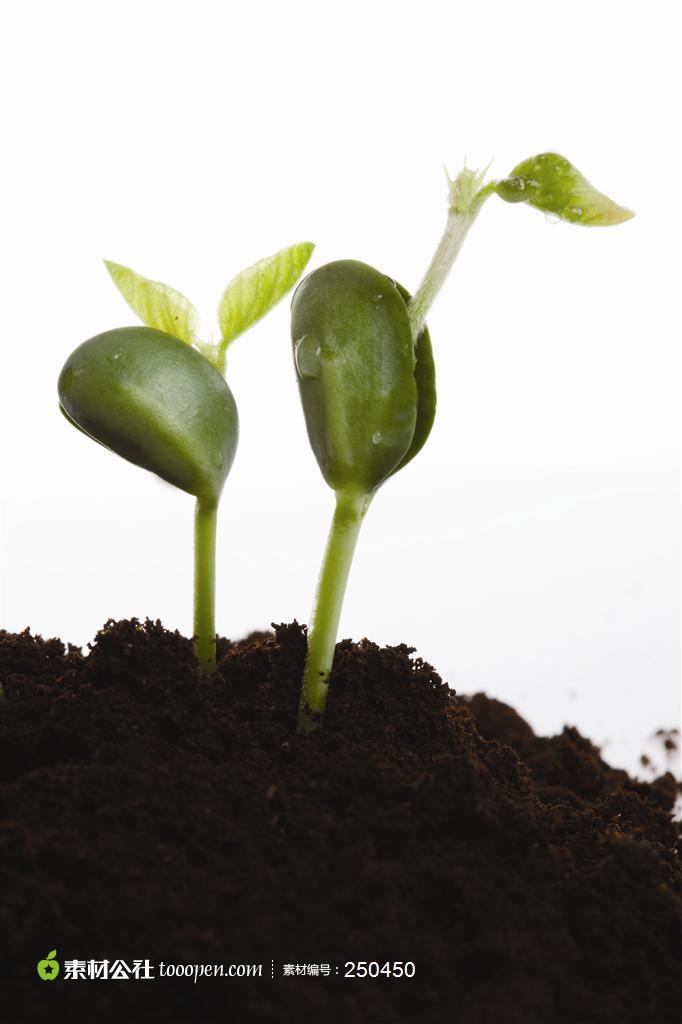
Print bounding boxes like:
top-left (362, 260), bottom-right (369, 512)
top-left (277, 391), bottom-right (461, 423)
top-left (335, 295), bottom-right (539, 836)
top-left (193, 497), bottom-right (218, 670)
top-left (298, 489), bottom-right (367, 733)
top-left (408, 209), bottom-right (480, 341)
top-left (408, 179), bottom-right (497, 342)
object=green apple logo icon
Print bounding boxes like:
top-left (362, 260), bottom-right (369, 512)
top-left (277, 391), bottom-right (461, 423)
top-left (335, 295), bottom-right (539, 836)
top-left (37, 949), bottom-right (59, 981)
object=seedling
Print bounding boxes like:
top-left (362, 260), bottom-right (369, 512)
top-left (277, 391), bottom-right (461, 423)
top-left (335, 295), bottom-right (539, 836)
top-left (293, 152), bottom-right (632, 731)
top-left (59, 243), bottom-right (313, 670)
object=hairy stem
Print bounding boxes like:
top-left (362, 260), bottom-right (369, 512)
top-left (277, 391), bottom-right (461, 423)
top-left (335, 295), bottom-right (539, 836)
top-left (408, 178), bottom-right (496, 342)
top-left (298, 490), bottom-right (367, 733)
top-left (194, 497), bottom-right (218, 670)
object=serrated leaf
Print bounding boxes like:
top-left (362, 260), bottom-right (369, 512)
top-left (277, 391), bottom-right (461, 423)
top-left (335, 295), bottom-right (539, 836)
top-left (218, 242), bottom-right (314, 352)
top-left (105, 261), bottom-right (199, 344)
top-left (495, 153), bottom-right (634, 226)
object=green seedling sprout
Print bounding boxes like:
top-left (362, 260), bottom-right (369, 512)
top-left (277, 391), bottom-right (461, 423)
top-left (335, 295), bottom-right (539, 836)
top-left (58, 243), bottom-right (314, 670)
top-left (294, 152), bottom-right (632, 732)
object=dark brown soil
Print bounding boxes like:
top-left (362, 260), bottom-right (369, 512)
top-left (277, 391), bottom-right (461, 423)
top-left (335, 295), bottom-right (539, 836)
top-left (0, 619), bottom-right (680, 1023)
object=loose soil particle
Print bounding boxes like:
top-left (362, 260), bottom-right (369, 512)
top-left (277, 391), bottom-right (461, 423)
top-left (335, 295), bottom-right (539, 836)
top-left (0, 619), bottom-right (680, 1023)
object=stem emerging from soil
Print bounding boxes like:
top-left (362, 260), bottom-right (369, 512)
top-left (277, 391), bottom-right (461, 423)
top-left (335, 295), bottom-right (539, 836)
top-left (298, 490), bottom-right (367, 733)
top-left (194, 497), bottom-right (218, 670)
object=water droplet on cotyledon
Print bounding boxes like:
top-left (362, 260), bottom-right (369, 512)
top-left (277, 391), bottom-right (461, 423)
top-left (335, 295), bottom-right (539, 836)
top-left (372, 431), bottom-right (382, 445)
top-left (294, 335), bottom-right (321, 379)
top-left (545, 213), bottom-right (561, 225)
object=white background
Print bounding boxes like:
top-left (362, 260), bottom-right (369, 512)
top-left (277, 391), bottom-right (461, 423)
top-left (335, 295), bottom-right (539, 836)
top-left (1, 0), bottom-right (679, 773)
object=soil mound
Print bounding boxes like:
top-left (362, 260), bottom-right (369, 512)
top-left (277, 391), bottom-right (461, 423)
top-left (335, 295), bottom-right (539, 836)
top-left (1, 619), bottom-right (679, 1022)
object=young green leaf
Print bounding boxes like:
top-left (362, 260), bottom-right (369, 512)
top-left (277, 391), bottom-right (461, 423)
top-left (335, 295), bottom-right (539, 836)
top-left (105, 260), bottom-right (199, 345)
top-left (58, 326), bottom-right (238, 503)
top-left (409, 154), bottom-right (633, 337)
top-left (218, 242), bottom-right (314, 355)
top-left (446, 163), bottom-right (490, 216)
top-left (494, 153), bottom-right (634, 226)
top-left (291, 260), bottom-right (418, 496)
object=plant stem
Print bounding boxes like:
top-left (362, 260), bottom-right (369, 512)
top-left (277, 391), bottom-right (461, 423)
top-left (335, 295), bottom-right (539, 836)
top-left (298, 489), bottom-right (367, 733)
top-left (194, 497), bottom-right (218, 670)
top-left (408, 210), bottom-right (480, 342)
top-left (407, 178), bottom-right (497, 342)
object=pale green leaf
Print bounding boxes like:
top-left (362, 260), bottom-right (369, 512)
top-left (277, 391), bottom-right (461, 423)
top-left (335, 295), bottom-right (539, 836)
top-left (218, 242), bottom-right (315, 352)
top-left (494, 153), bottom-right (634, 226)
top-left (446, 163), bottom-right (490, 215)
top-left (104, 260), bottom-right (199, 344)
